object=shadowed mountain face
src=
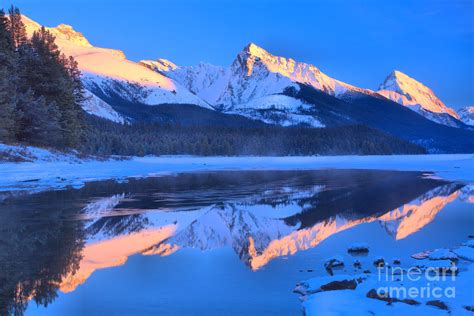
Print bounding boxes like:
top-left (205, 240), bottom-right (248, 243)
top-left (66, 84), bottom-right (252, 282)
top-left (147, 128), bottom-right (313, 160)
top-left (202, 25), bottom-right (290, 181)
top-left (0, 170), bottom-right (469, 314)
top-left (288, 85), bottom-right (474, 153)
top-left (88, 78), bottom-right (474, 154)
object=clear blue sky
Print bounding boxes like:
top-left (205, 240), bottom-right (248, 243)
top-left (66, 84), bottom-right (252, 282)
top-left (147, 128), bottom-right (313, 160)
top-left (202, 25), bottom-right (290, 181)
top-left (9, 0), bottom-right (474, 109)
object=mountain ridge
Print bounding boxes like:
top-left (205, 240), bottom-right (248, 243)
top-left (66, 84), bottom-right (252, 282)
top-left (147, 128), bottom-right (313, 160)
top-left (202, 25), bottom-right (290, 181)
top-left (145, 43), bottom-right (467, 129)
top-left (21, 15), bottom-right (212, 113)
top-left (18, 16), bottom-right (474, 154)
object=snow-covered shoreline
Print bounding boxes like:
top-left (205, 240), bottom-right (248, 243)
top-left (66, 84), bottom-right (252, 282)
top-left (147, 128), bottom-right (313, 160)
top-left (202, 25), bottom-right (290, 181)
top-left (295, 240), bottom-right (474, 315)
top-left (0, 144), bottom-right (473, 195)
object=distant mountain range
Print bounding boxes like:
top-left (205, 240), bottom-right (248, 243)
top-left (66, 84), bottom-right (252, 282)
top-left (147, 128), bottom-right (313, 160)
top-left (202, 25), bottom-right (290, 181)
top-left (22, 16), bottom-right (474, 153)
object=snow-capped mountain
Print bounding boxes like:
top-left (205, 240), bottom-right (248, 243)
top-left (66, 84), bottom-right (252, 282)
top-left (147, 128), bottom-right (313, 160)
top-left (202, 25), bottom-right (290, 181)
top-left (21, 15), bottom-right (212, 119)
top-left (142, 43), bottom-right (374, 126)
top-left (212, 43), bottom-right (301, 109)
top-left (16, 16), bottom-right (474, 153)
top-left (377, 70), bottom-right (462, 127)
top-left (458, 106), bottom-right (474, 126)
top-left (162, 43), bottom-right (374, 107)
top-left (219, 43), bottom-right (371, 107)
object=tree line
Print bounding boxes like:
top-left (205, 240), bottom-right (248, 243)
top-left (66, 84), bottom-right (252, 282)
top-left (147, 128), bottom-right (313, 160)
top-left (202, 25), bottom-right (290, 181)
top-left (82, 115), bottom-right (426, 156)
top-left (0, 6), bottom-right (84, 148)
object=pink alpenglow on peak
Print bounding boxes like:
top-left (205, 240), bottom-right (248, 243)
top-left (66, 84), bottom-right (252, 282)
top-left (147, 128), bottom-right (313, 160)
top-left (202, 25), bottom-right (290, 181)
top-left (20, 15), bottom-right (212, 109)
top-left (237, 42), bottom-right (370, 97)
top-left (378, 70), bottom-right (460, 120)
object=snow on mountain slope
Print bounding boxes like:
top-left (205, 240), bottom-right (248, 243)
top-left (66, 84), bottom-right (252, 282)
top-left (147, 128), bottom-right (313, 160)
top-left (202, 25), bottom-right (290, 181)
top-left (214, 43), bottom-right (371, 109)
top-left (228, 95), bottom-right (324, 127)
top-left (81, 90), bottom-right (125, 123)
top-left (17, 15), bottom-right (470, 133)
top-left (140, 58), bottom-right (179, 73)
top-left (459, 106), bottom-right (474, 126)
top-left (144, 43), bottom-right (371, 126)
top-left (141, 59), bottom-right (230, 105)
top-left (233, 94), bottom-right (309, 111)
top-left (232, 43), bottom-right (368, 98)
top-left (21, 15), bottom-right (212, 112)
top-left (212, 44), bottom-right (300, 109)
top-left (144, 43), bottom-right (374, 110)
top-left (378, 70), bottom-right (461, 127)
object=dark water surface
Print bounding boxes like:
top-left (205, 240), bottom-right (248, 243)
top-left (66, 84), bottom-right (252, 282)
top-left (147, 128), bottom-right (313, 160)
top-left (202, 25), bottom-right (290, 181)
top-left (0, 170), bottom-right (472, 315)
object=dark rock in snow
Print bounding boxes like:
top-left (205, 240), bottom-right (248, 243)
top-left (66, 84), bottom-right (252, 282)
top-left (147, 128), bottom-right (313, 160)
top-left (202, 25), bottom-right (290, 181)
top-left (324, 256), bottom-right (344, 275)
top-left (325, 257), bottom-right (344, 269)
top-left (373, 257), bottom-right (385, 267)
top-left (366, 289), bottom-right (420, 305)
top-left (348, 242), bottom-right (369, 254)
top-left (426, 300), bottom-right (449, 310)
top-left (320, 279), bottom-right (358, 292)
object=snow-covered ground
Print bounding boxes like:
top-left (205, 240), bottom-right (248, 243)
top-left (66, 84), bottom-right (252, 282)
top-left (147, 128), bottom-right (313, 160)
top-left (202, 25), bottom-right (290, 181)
top-left (0, 144), bottom-right (473, 196)
top-left (295, 240), bottom-right (474, 315)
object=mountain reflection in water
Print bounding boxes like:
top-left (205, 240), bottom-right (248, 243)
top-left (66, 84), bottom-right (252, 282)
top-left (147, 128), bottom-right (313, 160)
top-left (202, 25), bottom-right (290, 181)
top-left (0, 170), bottom-right (470, 315)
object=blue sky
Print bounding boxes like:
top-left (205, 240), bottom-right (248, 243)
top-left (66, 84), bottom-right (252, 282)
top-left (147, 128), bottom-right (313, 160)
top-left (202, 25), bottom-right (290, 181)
top-left (9, 0), bottom-right (474, 109)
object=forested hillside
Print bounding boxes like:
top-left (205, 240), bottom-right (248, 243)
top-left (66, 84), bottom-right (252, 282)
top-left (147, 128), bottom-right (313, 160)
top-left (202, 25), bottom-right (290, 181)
top-left (82, 115), bottom-right (426, 156)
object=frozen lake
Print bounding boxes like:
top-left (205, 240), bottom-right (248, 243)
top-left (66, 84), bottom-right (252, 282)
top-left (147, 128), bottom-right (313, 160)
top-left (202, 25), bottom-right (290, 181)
top-left (0, 169), bottom-right (472, 315)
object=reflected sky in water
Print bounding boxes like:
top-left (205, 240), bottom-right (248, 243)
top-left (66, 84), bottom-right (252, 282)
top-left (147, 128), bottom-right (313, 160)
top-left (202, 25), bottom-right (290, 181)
top-left (0, 170), bottom-right (472, 315)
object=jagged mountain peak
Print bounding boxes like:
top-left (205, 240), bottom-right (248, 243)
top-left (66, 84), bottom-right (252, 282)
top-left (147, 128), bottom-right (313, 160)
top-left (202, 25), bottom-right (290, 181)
top-left (243, 42), bottom-right (259, 50)
top-left (232, 42), bottom-right (369, 98)
top-left (52, 23), bottom-right (92, 47)
top-left (240, 42), bottom-right (269, 58)
top-left (385, 69), bottom-right (406, 80)
top-left (382, 70), bottom-right (420, 89)
top-left (380, 70), bottom-right (432, 95)
top-left (378, 70), bottom-right (459, 120)
top-left (144, 42), bottom-right (373, 113)
top-left (21, 15), bottom-right (92, 48)
top-left (236, 42), bottom-right (318, 77)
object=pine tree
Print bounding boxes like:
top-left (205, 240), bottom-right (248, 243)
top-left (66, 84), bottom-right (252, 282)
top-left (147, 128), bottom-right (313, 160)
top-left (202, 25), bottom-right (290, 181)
top-left (65, 55), bottom-right (85, 104)
top-left (16, 90), bottom-right (61, 146)
top-left (0, 9), bottom-right (16, 141)
top-left (18, 27), bottom-right (84, 147)
top-left (60, 54), bottom-right (85, 146)
top-left (7, 5), bottom-right (27, 49)
top-left (0, 9), bottom-right (11, 51)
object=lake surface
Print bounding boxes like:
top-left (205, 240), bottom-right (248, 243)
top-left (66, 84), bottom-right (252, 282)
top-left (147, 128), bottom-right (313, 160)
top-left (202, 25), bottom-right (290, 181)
top-left (0, 169), bottom-right (472, 315)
